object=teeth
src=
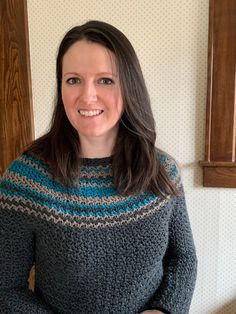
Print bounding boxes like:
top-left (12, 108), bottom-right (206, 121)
top-left (79, 110), bottom-right (102, 117)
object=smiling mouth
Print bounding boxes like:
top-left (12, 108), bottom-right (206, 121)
top-left (78, 110), bottom-right (103, 117)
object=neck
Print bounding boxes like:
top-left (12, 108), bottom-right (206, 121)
top-left (79, 134), bottom-right (116, 158)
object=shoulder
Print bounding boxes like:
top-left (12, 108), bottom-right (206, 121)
top-left (156, 148), bottom-right (182, 188)
top-left (1, 153), bottom-right (50, 187)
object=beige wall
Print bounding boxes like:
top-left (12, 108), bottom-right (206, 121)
top-left (27, 1), bottom-right (236, 313)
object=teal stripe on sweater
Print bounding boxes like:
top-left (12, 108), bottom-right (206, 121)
top-left (8, 160), bottom-right (113, 195)
top-left (1, 180), bottom-right (156, 216)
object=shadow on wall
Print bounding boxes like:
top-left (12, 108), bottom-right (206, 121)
top-left (213, 298), bottom-right (236, 314)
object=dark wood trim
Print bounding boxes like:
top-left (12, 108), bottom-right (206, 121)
top-left (24, 0), bottom-right (34, 132)
top-left (204, 0), bottom-right (214, 163)
top-left (203, 167), bottom-right (236, 187)
top-left (0, 0), bottom-right (34, 176)
top-left (201, 0), bottom-right (236, 187)
top-left (200, 161), bottom-right (236, 167)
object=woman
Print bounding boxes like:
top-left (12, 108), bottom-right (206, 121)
top-left (0, 20), bottom-right (197, 314)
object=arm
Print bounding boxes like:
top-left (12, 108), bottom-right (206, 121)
top-left (0, 168), bottom-right (54, 313)
top-left (141, 193), bottom-right (197, 314)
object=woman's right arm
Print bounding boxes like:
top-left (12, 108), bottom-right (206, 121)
top-left (0, 163), bottom-right (54, 313)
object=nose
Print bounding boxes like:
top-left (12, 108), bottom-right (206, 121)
top-left (80, 81), bottom-right (97, 103)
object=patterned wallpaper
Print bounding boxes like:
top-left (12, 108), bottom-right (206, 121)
top-left (27, 1), bottom-right (236, 313)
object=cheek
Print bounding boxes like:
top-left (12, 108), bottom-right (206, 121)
top-left (104, 91), bottom-right (123, 115)
top-left (117, 98), bottom-right (124, 115)
top-left (61, 86), bottom-right (76, 108)
top-left (114, 97), bottom-right (123, 118)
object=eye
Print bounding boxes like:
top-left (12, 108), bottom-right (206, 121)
top-left (66, 77), bottom-right (81, 85)
top-left (99, 78), bottom-right (114, 85)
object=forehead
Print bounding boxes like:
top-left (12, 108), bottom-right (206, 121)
top-left (62, 40), bottom-right (117, 73)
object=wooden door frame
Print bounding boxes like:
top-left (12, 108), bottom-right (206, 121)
top-left (0, 0), bottom-right (34, 176)
top-left (200, 0), bottom-right (236, 187)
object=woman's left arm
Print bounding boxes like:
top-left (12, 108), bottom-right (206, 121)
top-left (141, 193), bottom-right (197, 314)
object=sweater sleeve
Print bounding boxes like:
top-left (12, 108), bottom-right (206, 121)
top-left (142, 191), bottom-right (197, 314)
top-left (141, 152), bottom-right (197, 314)
top-left (0, 162), bottom-right (54, 313)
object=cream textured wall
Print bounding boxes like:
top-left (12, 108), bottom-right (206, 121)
top-left (27, 1), bottom-right (236, 313)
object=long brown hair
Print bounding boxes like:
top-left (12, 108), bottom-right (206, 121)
top-left (25, 20), bottom-right (178, 196)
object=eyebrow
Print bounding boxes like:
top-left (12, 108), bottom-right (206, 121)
top-left (63, 72), bottom-right (117, 77)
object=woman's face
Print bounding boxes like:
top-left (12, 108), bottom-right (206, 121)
top-left (61, 40), bottom-right (123, 144)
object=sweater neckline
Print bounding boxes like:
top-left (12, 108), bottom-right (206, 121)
top-left (80, 156), bottom-right (113, 166)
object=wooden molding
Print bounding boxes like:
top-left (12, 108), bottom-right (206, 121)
top-left (202, 167), bottom-right (236, 188)
top-left (0, 0), bottom-right (34, 176)
top-left (201, 0), bottom-right (236, 187)
top-left (0, 0), bottom-right (35, 290)
top-left (200, 161), bottom-right (236, 167)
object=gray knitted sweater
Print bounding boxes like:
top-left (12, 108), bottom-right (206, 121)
top-left (0, 151), bottom-right (197, 314)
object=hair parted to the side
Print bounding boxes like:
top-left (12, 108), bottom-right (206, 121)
top-left (25, 20), bottom-right (178, 196)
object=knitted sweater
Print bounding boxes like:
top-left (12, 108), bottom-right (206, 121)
top-left (0, 151), bottom-right (197, 314)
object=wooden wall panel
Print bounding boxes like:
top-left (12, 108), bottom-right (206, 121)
top-left (210, 0), bottom-right (236, 162)
top-left (0, 0), bottom-right (34, 176)
top-left (201, 0), bottom-right (236, 187)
